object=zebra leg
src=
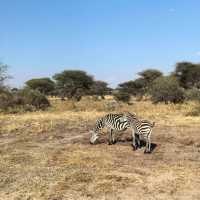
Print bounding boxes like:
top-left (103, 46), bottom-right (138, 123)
top-left (135, 133), bottom-right (140, 148)
top-left (111, 130), bottom-right (116, 144)
top-left (132, 129), bottom-right (137, 151)
top-left (108, 129), bottom-right (113, 145)
top-left (148, 135), bottom-right (151, 153)
top-left (144, 132), bottom-right (151, 153)
top-left (148, 131), bottom-right (152, 153)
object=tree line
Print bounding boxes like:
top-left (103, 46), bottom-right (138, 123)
top-left (115, 62), bottom-right (200, 103)
top-left (1, 61), bottom-right (200, 112)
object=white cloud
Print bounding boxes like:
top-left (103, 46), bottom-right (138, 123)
top-left (196, 52), bottom-right (200, 56)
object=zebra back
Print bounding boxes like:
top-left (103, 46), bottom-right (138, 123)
top-left (94, 113), bottom-right (129, 132)
top-left (124, 112), bottom-right (155, 128)
top-left (141, 120), bottom-right (155, 127)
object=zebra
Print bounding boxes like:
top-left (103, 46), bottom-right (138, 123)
top-left (90, 113), bottom-right (136, 145)
top-left (122, 112), bottom-right (155, 153)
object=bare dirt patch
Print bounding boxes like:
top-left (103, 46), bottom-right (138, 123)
top-left (0, 121), bottom-right (200, 200)
top-left (1, 100), bottom-right (200, 200)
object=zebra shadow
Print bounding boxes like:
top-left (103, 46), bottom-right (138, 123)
top-left (117, 138), bottom-right (157, 153)
top-left (90, 137), bottom-right (157, 153)
top-left (134, 140), bottom-right (157, 153)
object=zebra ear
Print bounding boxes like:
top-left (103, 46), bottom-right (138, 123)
top-left (126, 111), bottom-right (136, 116)
top-left (131, 112), bottom-right (137, 116)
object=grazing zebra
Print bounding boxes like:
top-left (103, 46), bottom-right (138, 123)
top-left (90, 113), bottom-right (136, 145)
top-left (123, 112), bottom-right (155, 153)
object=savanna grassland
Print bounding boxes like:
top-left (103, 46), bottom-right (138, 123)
top-left (0, 97), bottom-right (200, 200)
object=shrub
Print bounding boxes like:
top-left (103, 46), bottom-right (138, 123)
top-left (186, 103), bottom-right (200, 116)
top-left (19, 89), bottom-right (50, 110)
top-left (184, 88), bottom-right (200, 101)
top-left (90, 81), bottom-right (111, 98)
top-left (185, 88), bottom-right (200, 116)
top-left (113, 90), bottom-right (131, 103)
top-left (0, 90), bottom-right (14, 111)
top-left (149, 76), bottom-right (185, 104)
top-left (0, 88), bottom-right (50, 113)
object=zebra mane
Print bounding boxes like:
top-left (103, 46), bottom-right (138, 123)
top-left (124, 111), bottom-right (137, 118)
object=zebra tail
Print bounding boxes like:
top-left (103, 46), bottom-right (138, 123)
top-left (151, 122), bottom-right (155, 127)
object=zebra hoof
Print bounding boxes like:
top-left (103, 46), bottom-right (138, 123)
top-left (132, 146), bottom-right (137, 151)
top-left (144, 150), bottom-right (151, 154)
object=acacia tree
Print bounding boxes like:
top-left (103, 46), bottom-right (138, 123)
top-left (90, 81), bottom-right (112, 97)
top-left (174, 62), bottom-right (200, 89)
top-left (137, 69), bottom-right (163, 93)
top-left (26, 78), bottom-right (55, 95)
top-left (53, 70), bottom-right (94, 101)
top-left (0, 63), bottom-right (10, 90)
top-left (138, 69), bottom-right (163, 83)
top-left (118, 79), bottom-right (146, 97)
top-left (118, 69), bottom-right (163, 98)
top-left (149, 76), bottom-right (185, 104)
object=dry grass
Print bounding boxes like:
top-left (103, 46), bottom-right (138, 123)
top-left (0, 98), bottom-right (200, 200)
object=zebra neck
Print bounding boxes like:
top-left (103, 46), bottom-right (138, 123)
top-left (130, 117), bottom-right (140, 125)
top-left (95, 117), bottom-right (105, 132)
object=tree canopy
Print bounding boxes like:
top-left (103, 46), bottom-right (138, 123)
top-left (90, 80), bottom-right (112, 97)
top-left (53, 70), bottom-right (94, 100)
top-left (26, 78), bottom-right (55, 95)
top-left (117, 69), bottom-right (163, 98)
top-left (174, 62), bottom-right (200, 89)
top-left (149, 76), bottom-right (185, 104)
top-left (138, 69), bottom-right (163, 84)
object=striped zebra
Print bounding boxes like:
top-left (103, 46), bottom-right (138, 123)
top-left (90, 113), bottom-right (138, 145)
top-left (123, 112), bottom-right (155, 153)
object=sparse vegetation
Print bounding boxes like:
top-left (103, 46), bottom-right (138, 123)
top-left (149, 76), bottom-right (185, 104)
top-left (1, 99), bottom-right (200, 199)
top-left (1, 61), bottom-right (200, 199)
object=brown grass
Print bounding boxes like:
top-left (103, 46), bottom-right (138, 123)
top-left (0, 98), bottom-right (200, 199)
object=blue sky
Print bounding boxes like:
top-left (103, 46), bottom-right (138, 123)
top-left (0, 0), bottom-right (200, 88)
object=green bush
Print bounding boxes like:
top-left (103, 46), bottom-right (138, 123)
top-left (149, 76), bottom-right (185, 104)
top-left (26, 78), bottom-right (55, 95)
top-left (0, 90), bottom-right (14, 111)
top-left (113, 90), bottom-right (131, 103)
top-left (19, 89), bottom-right (50, 110)
top-left (184, 88), bottom-right (200, 101)
top-left (0, 88), bottom-right (50, 113)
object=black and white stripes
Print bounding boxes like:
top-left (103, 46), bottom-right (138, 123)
top-left (123, 112), bottom-right (155, 153)
top-left (90, 112), bottom-right (155, 154)
top-left (90, 113), bottom-right (130, 145)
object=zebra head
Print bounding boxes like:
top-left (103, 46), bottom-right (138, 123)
top-left (90, 130), bottom-right (99, 144)
top-left (124, 112), bottom-right (137, 120)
